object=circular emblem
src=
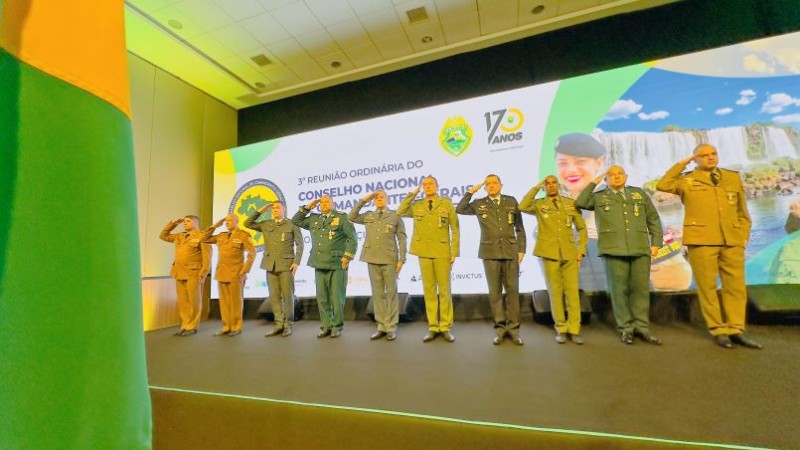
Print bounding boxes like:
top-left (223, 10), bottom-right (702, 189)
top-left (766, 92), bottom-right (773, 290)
top-left (229, 178), bottom-right (286, 251)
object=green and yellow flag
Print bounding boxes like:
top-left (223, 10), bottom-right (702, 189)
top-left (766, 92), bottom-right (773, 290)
top-left (1, 1), bottom-right (151, 448)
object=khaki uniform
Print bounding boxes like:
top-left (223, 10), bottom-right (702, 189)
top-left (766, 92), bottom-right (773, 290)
top-left (575, 183), bottom-right (663, 334)
top-left (244, 212), bottom-right (304, 331)
top-left (292, 208), bottom-right (357, 333)
top-left (160, 222), bottom-right (211, 331)
top-left (656, 163), bottom-right (751, 336)
top-left (349, 200), bottom-right (407, 333)
top-left (398, 193), bottom-right (459, 333)
top-left (521, 189), bottom-right (587, 335)
top-left (456, 192), bottom-right (526, 337)
top-left (201, 228), bottom-right (255, 333)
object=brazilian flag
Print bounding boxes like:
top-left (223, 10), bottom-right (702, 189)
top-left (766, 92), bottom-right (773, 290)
top-left (1, 1), bottom-right (152, 448)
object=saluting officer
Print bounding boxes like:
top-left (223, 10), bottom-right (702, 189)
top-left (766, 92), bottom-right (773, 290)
top-left (349, 190), bottom-right (407, 341)
top-left (398, 176), bottom-right (460, 343)
top-left (656, 144), bottom-right (762, 349)
top-left (245, 201), bottom-right (303, 337)
top-left (159, 215), bottom-right (211, 336)
top-left (202, 214), bottom-right (256, 336)
top-left (521, 176), bottom-right (587, 344)
top-left (292, 195), bottom-right (357, 338)
top-left (576, 165), bottom-right (663, 345)
top-left (457, 174), bottom-right (526, 345)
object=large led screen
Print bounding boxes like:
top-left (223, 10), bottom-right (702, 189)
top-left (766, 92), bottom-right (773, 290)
top-left (213, 31), bottom-right (800, 298)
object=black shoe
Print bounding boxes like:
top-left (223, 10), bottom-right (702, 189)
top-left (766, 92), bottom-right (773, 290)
top-left (715, 334), bottom-right (733, 349)
top-left (281, 328), bottom-right (292, 337)
top-left (730, 333), bottom-right (762, 349)
top-left (370, 331), bottom-right (386, 341)
top-left (213, 330), bottom-right (229, 336)
top-left (511, 335), bottom-right (524, 346)
top-left (635, 332), bottom-right (662, 345)
top-left (228, 330), bottom-right (241, 337)
top-left (621, 331), bottom-right (634, 345)
top-left (386, 331), bottom-right (396, 341)
top-left (442, 331), bottom-right (455, 343)
top-left (569, 334), bottom-right (584, 345)
top-left (173, 329), bottom-right (185, 336)
top-left (317, 329), bottom-right (331, 338)
top-left (330, 330), bottom-right (341, 338)
top-left (181, 329), bottom-right (197, 336)
top-left (423, 332), bottom-right (437, 342)
top-left (265, 329), bottom-right (283, 337)
top-left (492, 335), bottom-right (503, 345)
top-left (555, 332), bottom-right (566, 344)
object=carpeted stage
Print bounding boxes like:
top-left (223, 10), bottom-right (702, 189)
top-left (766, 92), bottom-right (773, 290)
top-left (147, 309), bottom-right (799, 450)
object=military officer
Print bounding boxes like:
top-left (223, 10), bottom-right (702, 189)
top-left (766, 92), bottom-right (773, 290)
top-left (292, 195), bottom-right (357, 338)
top-left (456, 174), bottom-right (526, 345)
top-left (159, 215), bottom-right (211, 336)
top-left (245, 201), bottom-right (304, 337)
top-left (520, 176), bottom-right (587, 344)
top-left (202, 214), bottom-right (256, 336)
top-left (398, 176), bottom-right (460, 343)
top-left (349, 190), bottom-right (407, 341)
top-left (576, 165), bottom-right (664, 345)
top-left (656, 144), bottom-right (762, 349)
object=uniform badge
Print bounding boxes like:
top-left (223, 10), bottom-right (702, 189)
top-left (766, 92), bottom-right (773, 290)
top-left (281, 232), bottom-right (286, 242)
top-left (481, 214), bottom-right (487, 219)
top-left (726, 192), bottom-right (737, 205)
top-left (331, 217), bottom-right (340, 227)
top-left (631, 192), bottom-right (643, 200)
top-left (634, 204), bottom-right (640, 217)
top-left (328, 231), bottom-right (335, 240)
top-left (507, 212), bottom-right (514, 224)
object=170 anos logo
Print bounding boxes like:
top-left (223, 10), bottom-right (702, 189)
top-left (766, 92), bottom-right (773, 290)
top-left (484, 108), bottom-right (524, 145)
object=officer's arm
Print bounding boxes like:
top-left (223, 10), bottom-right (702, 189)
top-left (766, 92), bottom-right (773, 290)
top-left (574, 212), bottom-right (588, 256)
top-left (348, 199), bottom-right (367, 224)
top-left (159, 219), bottom-right (180, 243)
top-left (519, 186), bottom-right (540, 214)
top-left (449, 202), bottom-right (460, 258)
top-left (200, 242), bottom-right (211, 278)
top-left (342, 217), bottom-right (358, 261)
top-left (396, 216), bottom-right (408, 263)
top-left (243, 211), bottom-right (262, 232)
top-left (396, 192), bottom-right (416, 217)
top-left (513, 199), bottom-right (527, 255)
top-left (644, 193), bottom-right (664, 248)
top-left (291, 207), bottom-right (312, 230)
top-left (200, 226), bottom-right (218, 244)
top-left (242, 235), bottom-right (256, 273)
top-left (292, 225), bottom-right (305, 265)
top-left (574, 182), bottom-right (598, 211)
top-left (735, 175), bottom-right (753, 238)
top-left (455, 192), bottom-right (476, 215)
top-left (656, 161), bottom-right (689, 195)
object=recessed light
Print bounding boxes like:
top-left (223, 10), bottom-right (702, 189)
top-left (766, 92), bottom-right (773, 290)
top-left (421, 36), bottom-right (433, 43)
top-left (331, 61), bottom-right (342, 68)
top-left (531, 5), bottom-right (545, 14)
top-left (167, 19), bottom-right (183, 30)
top-left (406, 7), bottom-right (429, 25)
top-left (251, 54), bottom-right (273, 67)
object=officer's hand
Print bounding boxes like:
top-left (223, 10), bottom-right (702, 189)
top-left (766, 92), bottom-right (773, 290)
top-left (468, 181), bottom-right (484, 195)
top-left (213, 218), bottom-right (225, 228)
top-left (412, 181), bottom-right (423, 195)
top-left (361, 192), bottom-right (377, 202)
top-left (257, 202), bottom-right (272, 214)
top-left (650, 246), bottom-right (660, 259)
top-left (198, 273), bottom-right (206, 281)
top-left (341, 258), bottom-right (350, 270)
top-left (290, 263), bottom-right (299, 275)
top-left (680, 154), bottom-right (695, 166)
top-left (577, 254), bottom-right (584, 263)
top-left (593, 168), bottom-right (610, 185)
top-left (518, 253), bottom-right (524, 263)
top-left (396, 261), bottom-right (404, 274)
top-left (306, 199), bottom-right (320, 209)
top-left (533, 179), bottom-right (546, 191)
top-left (450, 256), bottom-right (456, 265)
top-left (171, 217), bottom-right (183, 226)
top-left (238, 268), bottom-right (247, 277)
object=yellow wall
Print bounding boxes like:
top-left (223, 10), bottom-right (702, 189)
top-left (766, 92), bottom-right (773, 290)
top-left (129, 53), bottom-right (236, 330)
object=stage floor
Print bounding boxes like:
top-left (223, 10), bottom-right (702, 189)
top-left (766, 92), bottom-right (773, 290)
top-left (146, 319), bottom-right (800, 449)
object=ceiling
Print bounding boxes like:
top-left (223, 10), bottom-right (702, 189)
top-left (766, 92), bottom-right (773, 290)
top-left (125, 0), bottom-right (679, 110)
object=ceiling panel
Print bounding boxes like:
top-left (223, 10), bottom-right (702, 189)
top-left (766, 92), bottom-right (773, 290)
top-left (296, 29), bottom-right (343, 58)
top-left (192, 33), bottom-right (238, 61)
top-left (348, 0), bottom-right (394, 16)
top-left (342, 43), bottom-right (385, 67)
top-left (150, 7), bottom-right (206, 38)
top-left (172, 0), bottom-right (234, 31)
top-left (558, 0), bottom-right (601, 15)
top-left (433, 0), bottom-right (477, 20)
top-left (327, 18), bottom-right (374, 48)
top-left (240, 12), bottom-right (292, 45)
top-left (406, 23), bottom-right (446, 52)
top-left (212, 0), bottom-right (265, 21)
top-left (306, 0), bottom-right (358, 26)
top-left (270, 2), bottom-right (324, 36)
top-left (256, 0), bottom-right (298, 11)
top-left (360, 7), bottom-right (406, 41)
top-left (441, 13), bottom-right (480, 43)
top-left (209, 23), bottom-right (263, 53)
top-left (373, 33), bottom-right (414, 59)
top-left (478, 0), bottom-right (518, 35)
top-left (288, 60), bottom-right (330, 81)
top-left (518, 0), bottom-right (559, 24)
top-left (266, 38), bottom-right (316, 65)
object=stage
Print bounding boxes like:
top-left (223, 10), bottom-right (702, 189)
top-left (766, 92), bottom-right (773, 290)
top-left (146, 317), bottom-right (800, 449)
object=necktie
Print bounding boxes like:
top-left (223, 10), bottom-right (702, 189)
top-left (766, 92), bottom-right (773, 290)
top-left (493, 198), bottom-right (500, 206)
top-left (428, 200), bottom-right (433, 211)
top-left (552, 197), bottom-right (559, 210)
top-left (711, 171), bottom-right (720, 186)
top-left (378, 210), bottom-right (383, 218)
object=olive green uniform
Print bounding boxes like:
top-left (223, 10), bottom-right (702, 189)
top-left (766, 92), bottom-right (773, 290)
top-left (520, 189), bottom-right (587, 335)
top-left (397, 193), bottom-right (459, 333)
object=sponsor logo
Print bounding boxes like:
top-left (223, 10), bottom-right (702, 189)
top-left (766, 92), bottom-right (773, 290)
top-left (229, 178), bottom-right (286, 251)
top-left (439, 116), bottom-right (473, 157)
top-left (484, 108), bottom-right (524, 149)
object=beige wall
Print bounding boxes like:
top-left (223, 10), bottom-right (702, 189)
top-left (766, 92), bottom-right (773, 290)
top-left (129, 53), bottom-right (237, 330)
